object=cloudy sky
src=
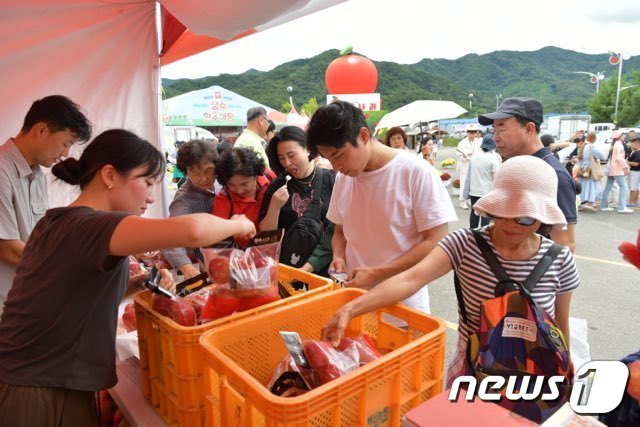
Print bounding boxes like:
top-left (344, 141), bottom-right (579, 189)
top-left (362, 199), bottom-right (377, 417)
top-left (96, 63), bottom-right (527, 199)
top-left (161, 0), bottom-right (640, 79)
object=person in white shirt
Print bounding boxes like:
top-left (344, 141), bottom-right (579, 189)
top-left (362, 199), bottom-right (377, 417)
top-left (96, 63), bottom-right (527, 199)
top-left (462, 133), bottom-right (501, 228)
top-left (456, 124), bottom-right (482, 209)
top-left (305, 101), bottom-right (457, 314)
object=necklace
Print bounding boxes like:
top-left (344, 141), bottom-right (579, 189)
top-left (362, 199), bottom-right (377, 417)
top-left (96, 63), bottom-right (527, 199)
top-left (294, 166), bottom-right (317, 187)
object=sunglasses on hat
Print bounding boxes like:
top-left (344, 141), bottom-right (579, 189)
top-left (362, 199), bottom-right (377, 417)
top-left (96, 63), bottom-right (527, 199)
top-left (487, 214), bottom-right (537, 226)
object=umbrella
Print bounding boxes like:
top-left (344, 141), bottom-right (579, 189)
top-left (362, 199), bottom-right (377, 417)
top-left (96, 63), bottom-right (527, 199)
top-left (375, 100), bottom-right (467, 131)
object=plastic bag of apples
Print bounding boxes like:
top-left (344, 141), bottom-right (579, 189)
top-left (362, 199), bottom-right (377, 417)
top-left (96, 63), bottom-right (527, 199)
top-left (200, 230), bottom-right (283, 322)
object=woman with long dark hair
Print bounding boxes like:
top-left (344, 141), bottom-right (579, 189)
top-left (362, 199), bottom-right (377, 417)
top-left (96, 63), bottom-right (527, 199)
top-left (260, 126), bottom-right (336, 274)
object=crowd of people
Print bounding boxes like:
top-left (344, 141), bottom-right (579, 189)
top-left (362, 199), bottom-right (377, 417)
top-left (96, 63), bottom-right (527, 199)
top-left (543, 128), bottom-right (640, 214)
top-left (0, 95), bottom-right (637, 425)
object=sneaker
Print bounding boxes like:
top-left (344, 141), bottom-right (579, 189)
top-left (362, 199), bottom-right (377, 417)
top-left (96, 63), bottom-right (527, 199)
top-left (618, 208), bottom-right (634, 214)
top-left (460, 201), bottom-right (469, 210)
top-left (581, 205), bottom-right (597, 212)
top-left (600, 207), bottom-right (614, 211)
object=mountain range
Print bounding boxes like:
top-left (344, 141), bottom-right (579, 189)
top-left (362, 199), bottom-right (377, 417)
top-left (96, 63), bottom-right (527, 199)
top-left (162, 46), bottom-right (639, 116)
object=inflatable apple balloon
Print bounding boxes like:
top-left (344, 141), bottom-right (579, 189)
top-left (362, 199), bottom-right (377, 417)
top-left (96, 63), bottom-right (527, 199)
top-left (325, 46), bottom-right (378, 94)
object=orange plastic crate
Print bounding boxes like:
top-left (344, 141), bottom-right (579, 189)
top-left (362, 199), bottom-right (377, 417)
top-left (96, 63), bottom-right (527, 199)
top-left (199, 288), bottom-right (446, 427)
top-left (134, 264), bottom-right (334, 426)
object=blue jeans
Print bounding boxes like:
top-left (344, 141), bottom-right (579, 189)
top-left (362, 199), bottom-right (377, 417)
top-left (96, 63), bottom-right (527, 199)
top-left (600, 175), bottom-right (628, 209)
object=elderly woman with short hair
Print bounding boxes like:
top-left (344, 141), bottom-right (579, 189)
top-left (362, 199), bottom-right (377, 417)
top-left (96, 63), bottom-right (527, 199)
top-left (385, 127), bottom-right (410, 150)
top-left (162, 139), bottom-right (221, 279)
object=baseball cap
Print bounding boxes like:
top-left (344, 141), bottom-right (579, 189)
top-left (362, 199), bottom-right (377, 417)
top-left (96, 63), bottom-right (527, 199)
top-left (480, 133), bottom-right (496, 151)
top-left (478, 97), bottom-right (543, 127)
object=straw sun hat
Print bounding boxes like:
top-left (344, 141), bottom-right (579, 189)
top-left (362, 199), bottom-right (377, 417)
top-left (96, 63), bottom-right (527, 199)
top-left (473, 156), bottom-right (567, 229)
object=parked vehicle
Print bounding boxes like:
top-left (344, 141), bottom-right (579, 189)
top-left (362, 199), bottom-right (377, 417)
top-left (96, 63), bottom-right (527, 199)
top-left (542, 114), bottom-right (591, 143)
top-left (164, 125), bottom-right (216, 144)
top-left (589, 122), bottom-right (616, 133)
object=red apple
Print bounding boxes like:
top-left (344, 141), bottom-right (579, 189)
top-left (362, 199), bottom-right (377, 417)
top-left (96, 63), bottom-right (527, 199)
top-left (151, 294), bottom-right (173, 317)
top-left (122, 303), bottom-right (137, 332)
top-left (171, 298), bottom-right (197, 327)
top-left (201, 287), bottom-right (240, 321)
top-left (208, 257), bottom-right (230, 284)
top-left (325, 46), bottom-right (378, 94)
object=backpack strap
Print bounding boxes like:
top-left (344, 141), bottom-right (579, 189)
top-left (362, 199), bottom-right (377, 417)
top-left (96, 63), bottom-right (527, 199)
top-left (471, 229), bottom-right (515, 295)
top-left (312, 168), bottom-right (322, 201)
top-left (308, 168), bottom-right (324, 224)
top-left (472, 229), bottom-right (564, 293)
top-left (454, 229), bottom-right (513, 325)
top-left (453, 272), bottom-right (468, 324)
top-left (455, 229), bottom-right (565, 329)
top-left (522, 242), bottom-right (563, 291)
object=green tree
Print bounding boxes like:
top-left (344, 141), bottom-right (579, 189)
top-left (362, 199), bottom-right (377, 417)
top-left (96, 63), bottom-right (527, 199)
top-left (588, 71), bottom-right (640, 126)
top-left (617, 70), bottom-right (640, 126)
top-left (301, 98), bottom-right (319, 116)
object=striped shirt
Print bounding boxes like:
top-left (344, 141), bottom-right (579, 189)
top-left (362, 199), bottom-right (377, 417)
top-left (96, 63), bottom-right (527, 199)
top-left (161, 178), bottom-right (220, 269)
top-left (438, 226), bottom-right (580, 347)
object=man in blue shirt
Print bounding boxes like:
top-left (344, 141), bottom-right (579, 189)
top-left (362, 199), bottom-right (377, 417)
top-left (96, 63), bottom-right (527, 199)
top-left (479, 98), bottom-right (577, 252)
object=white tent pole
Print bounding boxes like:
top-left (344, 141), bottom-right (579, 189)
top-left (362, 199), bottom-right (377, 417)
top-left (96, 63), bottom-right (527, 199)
top-left (155, 2), bottom-right (170, 218)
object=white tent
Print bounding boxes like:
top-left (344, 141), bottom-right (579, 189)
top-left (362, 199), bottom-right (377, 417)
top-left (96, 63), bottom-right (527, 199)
top-left (375, 100), bottom-right (467, 131)
top-left (0, 0), bottom-right (345, 217)
top-left (286, 106), bottom-right (310, 129)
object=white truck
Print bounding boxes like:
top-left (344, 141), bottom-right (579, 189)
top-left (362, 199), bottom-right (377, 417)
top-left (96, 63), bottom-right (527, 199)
top-left (542, 114), bottom-right (591, 143)
top-left (589, 122), bottom-right (616, 133)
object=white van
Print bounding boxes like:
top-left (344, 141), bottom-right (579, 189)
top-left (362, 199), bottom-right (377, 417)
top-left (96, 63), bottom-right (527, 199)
top-left (162, 126), bottom-right (217, 164)
top-left (589, 123), bottom-right (616, 133)
top-left (165, 125), bottom-right (216, 143)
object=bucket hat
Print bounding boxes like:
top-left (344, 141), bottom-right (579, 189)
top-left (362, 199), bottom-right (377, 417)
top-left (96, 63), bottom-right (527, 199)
top-left (474, 156), bottom-right (567, 228)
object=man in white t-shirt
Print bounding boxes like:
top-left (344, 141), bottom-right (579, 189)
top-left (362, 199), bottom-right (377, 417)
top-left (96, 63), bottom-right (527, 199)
top-left (456, 124), bottom-right (482, 210)
top-left (306, 101), bottom-right (457, 313)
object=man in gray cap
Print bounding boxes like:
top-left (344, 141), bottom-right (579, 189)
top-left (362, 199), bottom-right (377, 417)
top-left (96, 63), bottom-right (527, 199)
top-left (479, 97), bottom-right (577, 252)
top-left (235, 106), bottom-right (270, 168)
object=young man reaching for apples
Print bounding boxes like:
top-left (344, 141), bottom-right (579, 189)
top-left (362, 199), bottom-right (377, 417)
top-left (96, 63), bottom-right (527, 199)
top-left (305, 101), bottom-right (457, 315)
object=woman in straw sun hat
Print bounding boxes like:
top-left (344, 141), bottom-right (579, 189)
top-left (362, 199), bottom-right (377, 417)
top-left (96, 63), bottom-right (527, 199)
top-left (322, 155), bottom-right (579, 387)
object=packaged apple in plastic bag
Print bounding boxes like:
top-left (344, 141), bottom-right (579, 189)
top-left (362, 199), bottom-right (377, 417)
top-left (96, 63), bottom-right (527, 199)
top-left (303, 335), bottom-right (382, 385)
top-left (200, 230), bottom-right (283, 321)
top-left (229, 230), bottom-right (282, 289)
top-left (268, 333), bottom-right (382, 395)
top-left (145, 267), bottom-right (197, 327)
top-left (200, 286), bottom-right (239, 321)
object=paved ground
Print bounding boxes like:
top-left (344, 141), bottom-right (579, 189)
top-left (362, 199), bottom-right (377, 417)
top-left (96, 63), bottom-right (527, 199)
top-left (431, 147), bottom-right (640, 367)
